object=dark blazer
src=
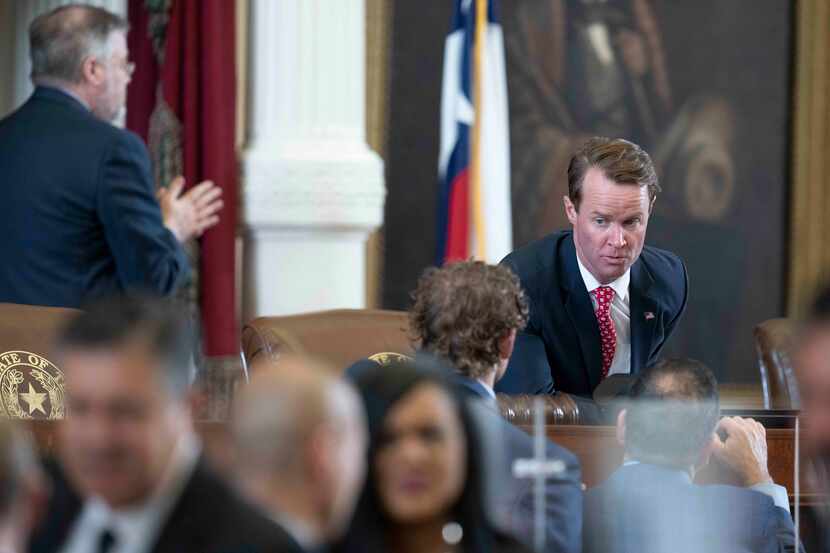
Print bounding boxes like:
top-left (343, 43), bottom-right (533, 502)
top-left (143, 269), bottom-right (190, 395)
top-left (584, 463), bottom-right (800, 553)
top-left (28, 457), bottom-right (306, 553)
top-left (454, 376), bottom-right (583, 553)
top-left (0, 86), bottom-right (189, 307)
top-left (498, 230), bottom-right (688, 396)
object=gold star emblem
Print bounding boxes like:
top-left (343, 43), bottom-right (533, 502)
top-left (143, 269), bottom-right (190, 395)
top-left (19, 383), bottom-right (47, 416)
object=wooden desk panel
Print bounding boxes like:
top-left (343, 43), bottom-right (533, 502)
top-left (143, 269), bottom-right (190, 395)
top-left (542, 426), bottom-right (796, 490)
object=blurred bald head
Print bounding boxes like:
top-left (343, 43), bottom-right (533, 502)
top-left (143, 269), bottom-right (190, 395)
top-left (233, 355), bottom-right (366, 545)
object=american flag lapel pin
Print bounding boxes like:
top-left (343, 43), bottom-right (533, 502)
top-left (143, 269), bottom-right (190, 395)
top-left (644, 312), bottom-right (655, 321)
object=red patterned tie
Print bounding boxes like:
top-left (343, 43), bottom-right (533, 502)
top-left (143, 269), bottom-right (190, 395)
top-left (591, 286), bottom-right (617, 379)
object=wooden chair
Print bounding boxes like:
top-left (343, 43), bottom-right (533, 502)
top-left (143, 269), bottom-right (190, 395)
top-left (754, 318), bottom-right (800, 409)
top-left (241, 309), bottom-right (583, 424)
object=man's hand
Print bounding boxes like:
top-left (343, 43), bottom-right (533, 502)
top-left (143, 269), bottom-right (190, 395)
top-left (711, 416), bottom-right (773, 487)
top-left (158, 176), bottom-right (223, 242)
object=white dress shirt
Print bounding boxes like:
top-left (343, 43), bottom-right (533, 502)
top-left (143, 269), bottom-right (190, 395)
top-left (270, 513), bottom-right (321, 552)
top-left (576, 255), bottom-right (631, 376)
top-left (59, 432), bottom-right (200, 553)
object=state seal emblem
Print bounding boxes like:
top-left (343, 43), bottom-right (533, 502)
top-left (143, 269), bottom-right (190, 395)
top-left (0, 351), bottom-right (64, 420)
top-left (368, 352), bottom-right (413, 366)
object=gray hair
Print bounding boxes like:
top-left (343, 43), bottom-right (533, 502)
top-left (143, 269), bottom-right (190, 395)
top-left (29, 4), bottom-right (128, 84)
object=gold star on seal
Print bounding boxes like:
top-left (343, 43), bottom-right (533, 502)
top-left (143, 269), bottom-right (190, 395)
top-left (20, 383), bottom-right (47, 415)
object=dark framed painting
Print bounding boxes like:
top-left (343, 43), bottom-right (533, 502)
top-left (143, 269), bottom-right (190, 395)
top-left (382, 0), bottom-right (796, 383)
top-left (499, 0), bottom-right (794, 381)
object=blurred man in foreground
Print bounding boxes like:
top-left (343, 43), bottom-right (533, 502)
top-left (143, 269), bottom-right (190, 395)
top-left (233, 355), bottom-right (367, 552)
top-left (584, 358), bottom-right (799, 553)
top-left (794, 285), bottom-right (830, 551)
top-left (28, 296), bottom-right (289, 553)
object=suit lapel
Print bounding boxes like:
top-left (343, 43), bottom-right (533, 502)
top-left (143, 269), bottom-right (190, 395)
top-left (559, 236), bottom-right (604, 391)
top-left (629, 258), bottom-right (658, 374)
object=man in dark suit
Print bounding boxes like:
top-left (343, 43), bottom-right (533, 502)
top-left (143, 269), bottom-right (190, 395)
top-left (584, 358), bottom-right (799, 553)
top-left (233, 354), bottom-right (368, 553)
top-left (498, 137), bottom-right (688, 396)
top-left (0, 4), bottom-right (222, 307)
top-left (28, 296), bottom-right (301, 553)
top-left (406, 261), bottom-right (583, 553)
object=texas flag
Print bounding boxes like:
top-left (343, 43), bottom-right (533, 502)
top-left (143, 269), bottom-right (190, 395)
top-left (436, 0), bottom-right (512, 264)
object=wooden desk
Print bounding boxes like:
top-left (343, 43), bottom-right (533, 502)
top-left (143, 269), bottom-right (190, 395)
top-left (541, 422), bottom-right (822, 507)
top-left (28, 418), bottom-right (809, 491)
top-left (28, 417), bottom-right (823, 549)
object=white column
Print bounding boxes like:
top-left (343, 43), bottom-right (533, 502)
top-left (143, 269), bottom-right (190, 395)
top-left (11, 0), bottom-right (127, 110)
top-left (242, 0), bottom-right (386, 319)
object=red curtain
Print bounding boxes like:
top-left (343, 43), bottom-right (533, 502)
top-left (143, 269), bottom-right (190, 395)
top-left (127, 0), bottom-right (238, 357)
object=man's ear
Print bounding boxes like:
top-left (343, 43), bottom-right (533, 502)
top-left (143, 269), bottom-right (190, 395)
top-left (80, 56), bottom-right (103, 86)
top-left (563, 195), bottom-right (578, 225)
top-left (616, 409), bottom-right (627, 446)
top-left (498, 329), bottom-right (517, 362)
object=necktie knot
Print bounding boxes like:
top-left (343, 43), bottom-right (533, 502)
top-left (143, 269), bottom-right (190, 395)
top-left (96, 527), bottom-right (117, 553)
top-left (592, 286), bottom-right (615, 313)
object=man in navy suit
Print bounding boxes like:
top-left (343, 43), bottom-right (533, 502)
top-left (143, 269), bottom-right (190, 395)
top-left (584, 358), bottom-right (799, 553)
top-left (498, 137), bottom-right (688, 396)
top-left (407, 260), bottom-right (583, 553)
top-left (0, 4), bottom-right (222, 307)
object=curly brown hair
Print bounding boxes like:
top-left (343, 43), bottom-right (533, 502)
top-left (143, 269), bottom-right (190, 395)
top-left (409, 261), bottom-right (529, 379)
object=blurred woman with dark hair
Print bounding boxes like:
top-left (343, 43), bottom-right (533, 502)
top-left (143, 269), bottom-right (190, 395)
top-left (335, 358), bottom-right (533, 553)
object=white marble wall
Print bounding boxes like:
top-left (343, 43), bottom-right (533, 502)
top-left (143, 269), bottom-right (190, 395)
top-left (241, 0), bottom-right (386, 320)
top-left (0, 2), bottom-right (15, 117)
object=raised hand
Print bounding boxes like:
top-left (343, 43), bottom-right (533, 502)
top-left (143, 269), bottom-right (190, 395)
top-left (711, 416), bottom-right (772, 487)
top-left (158, 176), bottom-right (224, 242)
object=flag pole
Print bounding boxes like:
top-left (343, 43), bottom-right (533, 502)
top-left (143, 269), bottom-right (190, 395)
top-left (470, 0), bottom-right (487, 260)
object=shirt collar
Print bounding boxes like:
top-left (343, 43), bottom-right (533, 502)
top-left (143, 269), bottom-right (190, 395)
top-left (476, 379), bottom-right (497, 400)
top-left (270, 513), bottom-right (322, 551)
top-left (576, 252), bottom-right (630, 301)
top-left (84, 431), bottom-right (201, 546)
top-left (622, 457), bottom-right (693, 483)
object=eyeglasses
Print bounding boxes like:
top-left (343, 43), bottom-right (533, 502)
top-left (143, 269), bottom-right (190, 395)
top-left (115, 59), bottom-right (136, 77)
top-left (93, 57), bottom-right (135, 77)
